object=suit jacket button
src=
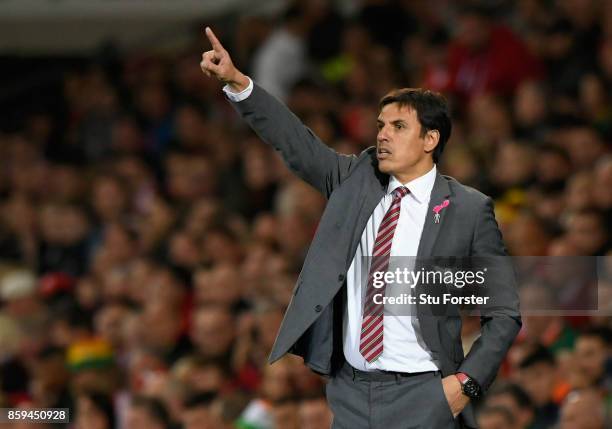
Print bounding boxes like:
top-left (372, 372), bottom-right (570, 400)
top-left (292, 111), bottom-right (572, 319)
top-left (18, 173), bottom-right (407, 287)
top-left (338, 274), bottom-right (345, 282)
top-left (314, 304), bottom-right (323, 312)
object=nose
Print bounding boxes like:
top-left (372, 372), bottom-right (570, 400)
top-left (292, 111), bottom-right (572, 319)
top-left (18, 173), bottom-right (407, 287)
top-left (377, 126), bottom-right (389, 143)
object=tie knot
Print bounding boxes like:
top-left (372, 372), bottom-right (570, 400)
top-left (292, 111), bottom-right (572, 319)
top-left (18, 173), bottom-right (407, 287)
top-left (393, 186), bottom-right (409, 200)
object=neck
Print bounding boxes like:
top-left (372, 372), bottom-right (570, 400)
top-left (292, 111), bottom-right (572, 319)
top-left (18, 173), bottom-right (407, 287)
top-left (394, 161), bottom-right (435, 184)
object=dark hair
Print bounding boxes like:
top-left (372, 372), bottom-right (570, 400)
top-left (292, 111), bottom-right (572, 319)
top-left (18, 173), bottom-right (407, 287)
top-left (579, 326), bottom-right (612, 346)
top-left (379, 88), bottom-right (452, 163)
top-left (477, 405), bottom-right (515, 425)
top-left (488, 383), bottom-right (534, 410)
top-left (518, 344), bottom-right (555, 369)
top-left (190, 355), bottom-right (231, 376)
top-left (272, 395), bottom-right (300, 406)
top-left (131, 396), bottom-right (171, 428)
top-left (183, 392), bottom-right (217, 410)
top-left (37, 345), bottom-right (65, 360)
top-left (538, 143), bottom-right (571, 164)
top-left (79, 390), bottom-right (115, 429)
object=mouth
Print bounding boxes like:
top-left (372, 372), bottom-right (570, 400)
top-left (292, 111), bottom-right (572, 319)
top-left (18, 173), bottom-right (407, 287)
top-left (377, 147), bottom-right (391, 160)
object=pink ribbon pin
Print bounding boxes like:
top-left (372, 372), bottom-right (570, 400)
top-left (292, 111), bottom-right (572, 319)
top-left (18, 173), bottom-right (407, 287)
top-left (432, 199), bottom-right (450, 223)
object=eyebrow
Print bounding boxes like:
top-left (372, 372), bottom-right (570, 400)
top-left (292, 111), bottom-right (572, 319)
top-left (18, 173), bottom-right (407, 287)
top-left (377, 119), bottom-right (408, 127)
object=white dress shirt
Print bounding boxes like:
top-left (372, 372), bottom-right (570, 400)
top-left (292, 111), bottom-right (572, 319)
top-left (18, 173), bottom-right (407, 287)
top-left (344, 167), bottom-right (439, 372)
top-left (224, 78), bottom-right (439, 372)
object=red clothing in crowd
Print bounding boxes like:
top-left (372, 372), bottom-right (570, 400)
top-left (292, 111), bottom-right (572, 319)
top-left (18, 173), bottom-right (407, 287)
top-left (427, 25), bottom-right (544, 100)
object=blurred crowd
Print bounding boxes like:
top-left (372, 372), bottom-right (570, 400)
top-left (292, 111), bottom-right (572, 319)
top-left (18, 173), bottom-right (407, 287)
top-left (0, 0), bottom-right (611, 428)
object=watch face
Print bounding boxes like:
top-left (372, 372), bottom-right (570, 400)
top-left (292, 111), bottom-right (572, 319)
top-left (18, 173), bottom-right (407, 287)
top-left (463, 379), bottom-right (482, 398)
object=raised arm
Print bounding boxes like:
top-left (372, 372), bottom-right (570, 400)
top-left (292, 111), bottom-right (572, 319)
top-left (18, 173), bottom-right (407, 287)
top-left (200, 27), bottom-right (359, 197)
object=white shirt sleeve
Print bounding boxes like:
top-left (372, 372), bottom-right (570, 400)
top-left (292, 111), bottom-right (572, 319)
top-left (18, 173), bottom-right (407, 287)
top-left (222, 77), bottom-right (254, 102)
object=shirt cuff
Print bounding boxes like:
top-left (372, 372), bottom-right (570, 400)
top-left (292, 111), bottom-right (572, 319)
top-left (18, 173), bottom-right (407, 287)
top-left (222, 77), bottom-right (253, 102)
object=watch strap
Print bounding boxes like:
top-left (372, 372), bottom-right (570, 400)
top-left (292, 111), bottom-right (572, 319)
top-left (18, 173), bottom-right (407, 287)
top-left (455, 372), bottom-right (470, 384)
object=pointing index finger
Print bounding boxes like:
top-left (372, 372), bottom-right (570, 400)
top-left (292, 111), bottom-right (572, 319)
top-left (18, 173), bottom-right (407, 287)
top-left (205, 27), bottom-right (224, 53)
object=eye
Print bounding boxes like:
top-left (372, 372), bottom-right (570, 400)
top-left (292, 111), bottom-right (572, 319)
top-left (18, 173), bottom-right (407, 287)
top-left (394, 123), bottom-right (404, 130)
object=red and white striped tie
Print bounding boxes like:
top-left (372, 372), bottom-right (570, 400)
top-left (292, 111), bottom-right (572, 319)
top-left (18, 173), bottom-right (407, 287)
top-left (359, 186), bottom-right (409, 362)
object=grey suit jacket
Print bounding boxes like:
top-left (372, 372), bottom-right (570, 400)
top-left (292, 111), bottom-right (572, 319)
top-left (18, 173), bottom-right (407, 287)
top-left (229, 83), bottom-right (521, 427)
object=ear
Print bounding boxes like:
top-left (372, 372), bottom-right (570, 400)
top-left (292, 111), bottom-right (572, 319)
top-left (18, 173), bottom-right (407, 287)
top-left (423, 129), bottom-right (440, 154)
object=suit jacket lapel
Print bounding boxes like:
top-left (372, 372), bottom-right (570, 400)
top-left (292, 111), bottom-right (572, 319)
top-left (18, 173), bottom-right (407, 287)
top-left (415, 172), bottom-right (451, 358)
top-left (352, 169), bottom-right (450, 264)
top-left (346, 160), bottom-right (388, 268)
top-left (417, 172), bottom-right (451, 259)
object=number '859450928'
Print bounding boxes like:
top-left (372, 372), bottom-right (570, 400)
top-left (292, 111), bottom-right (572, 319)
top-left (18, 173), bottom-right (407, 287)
top-left (2, 408), bottom-right (69, 423)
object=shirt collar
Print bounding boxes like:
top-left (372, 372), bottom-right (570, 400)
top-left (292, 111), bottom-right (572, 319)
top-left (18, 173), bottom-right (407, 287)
top-left (387, 165), bottom-right (437, 204)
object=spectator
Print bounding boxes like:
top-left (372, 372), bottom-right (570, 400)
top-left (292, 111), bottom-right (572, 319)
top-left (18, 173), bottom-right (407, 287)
top-left (189, 306), bottom-right (238, 373)
top-left (574, 327), bottom-right (612, 388)
top-left (564, 209), bottom-right (609, 256)
top-left (515, 345), bottom-right (560, 428)
top-left (298, 394), bottom-right (333, 429)
top-left (477, 405), bottom-right (516, 429)
top-left (67, 337), bottom-right (119, 395)
top-left (252, 3), bottom-right (312, 101)
top-left (181, 392), bottom-right (227, 429)
top-left (125, 395), bottom-right (171, 429)
top-left (171, 355), bottom-right (230, 397)
top-left (445, 5), bottom-right (544, 100)
top-left (30, 346), bottom-right (72, 410)
top-left (74, 390), bottom-right (115, 429)
top-left (484, 383), bottom-right (535, 429)
top-left (558, 388), bottom-right (607, 429)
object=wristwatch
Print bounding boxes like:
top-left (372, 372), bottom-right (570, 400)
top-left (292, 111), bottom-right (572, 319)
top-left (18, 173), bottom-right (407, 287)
top-left (455, 372), bottom-right (482, 399)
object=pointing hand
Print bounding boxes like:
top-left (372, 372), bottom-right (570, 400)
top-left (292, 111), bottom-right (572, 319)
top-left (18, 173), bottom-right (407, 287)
top-left (200, 27), bottom-right (249, 92)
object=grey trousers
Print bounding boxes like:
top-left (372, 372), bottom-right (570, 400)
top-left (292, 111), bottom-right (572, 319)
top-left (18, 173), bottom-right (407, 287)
top-left (325, 362), bottom-right (461, 429)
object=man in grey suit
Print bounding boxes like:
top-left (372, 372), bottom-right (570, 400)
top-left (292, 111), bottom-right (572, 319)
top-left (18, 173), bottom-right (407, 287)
top-left (201, 27), bottom-right (521, 429)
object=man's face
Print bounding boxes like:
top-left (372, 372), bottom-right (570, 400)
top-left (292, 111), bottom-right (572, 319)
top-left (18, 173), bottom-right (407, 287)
top-left (125, 406), bottom-right (164, 429)
top-left (182, 406), bottom-right (219, 429)
top-left (575, 336), bottom-right (608, 385)
top-left (190, 309), bottom-right (235, 358)
top-left (261, 362), bottom-right (294, 401)
top-left (457, 14), bottom-right (491, 50)
top-left (518, 362), bottom-right (555, 406)
top-left (559, 390), bottom-right (605, 429)
top-left (75, 396), bottom-right (109, 429)
top-left (376, 103), bottom-right (434, 179)
top-left (478, 412), bottom-right (513, 429)
top-left (567, 213), bottom-right (606, 255)
top-left (486, 394), bottom-right (533, 429)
